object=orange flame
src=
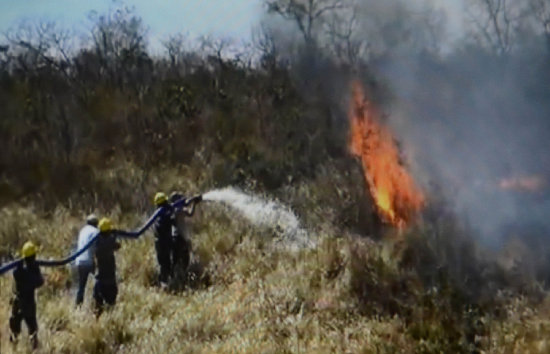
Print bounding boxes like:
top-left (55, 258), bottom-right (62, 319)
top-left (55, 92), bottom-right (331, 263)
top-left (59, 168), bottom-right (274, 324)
top-left (348, 81), bottom-right (424, 228)
top-left (499, 175), bottom-right (546, 193)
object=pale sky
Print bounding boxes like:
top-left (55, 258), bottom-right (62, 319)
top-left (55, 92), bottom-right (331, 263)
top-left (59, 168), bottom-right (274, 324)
top-left (0, 0), bottom-right (263, 51)
top-left (0, 0), bottom-right (467, 53)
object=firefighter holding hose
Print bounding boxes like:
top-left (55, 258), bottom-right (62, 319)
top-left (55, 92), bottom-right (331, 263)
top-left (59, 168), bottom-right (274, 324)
top-left (93, 217), bottom-right (121, 316)
top-left (153, 192), bottom-right (201, 287)
top-left (170, 191), bottom-right (200, 274)
top-left (9, 241), bottom-right (44, 349)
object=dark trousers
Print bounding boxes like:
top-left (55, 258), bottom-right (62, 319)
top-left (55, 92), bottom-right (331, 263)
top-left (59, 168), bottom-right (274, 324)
top-left (75, 263), bottom-right (94, 305)
top-left (10, 297), bottom-right (38, 347)
top-left (93, 280), bottom-right (118, 315)
top-left (172, 235), bottom-right (190, 271)
top-left (156, 242), bottom-right (172, 284)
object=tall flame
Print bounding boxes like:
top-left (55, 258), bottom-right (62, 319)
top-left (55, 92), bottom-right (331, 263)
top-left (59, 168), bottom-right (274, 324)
top-left (348, 81), bottom-right (424, 228)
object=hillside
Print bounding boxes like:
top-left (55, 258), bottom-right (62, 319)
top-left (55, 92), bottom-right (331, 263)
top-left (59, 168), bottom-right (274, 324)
top-left (0, 165), bottom-right (549, 353)
top-left (2, 1), bottom-right (550, 352)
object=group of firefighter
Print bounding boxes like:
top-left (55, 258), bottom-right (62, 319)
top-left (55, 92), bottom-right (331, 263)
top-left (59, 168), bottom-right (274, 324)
top-left (6, 191), bottom-right (202, 349)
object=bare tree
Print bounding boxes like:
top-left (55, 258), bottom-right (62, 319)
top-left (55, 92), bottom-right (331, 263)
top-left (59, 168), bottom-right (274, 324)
top-left (87, 6), bottom-right (150, 89)
top-left (252, 23), bottom-right (280, 70)
top-left (323, 0), bottom-right (443, 64)
top-left (199, 35), bottom-right (237, 69)
top-left (163, 33), bottom-right (187, 69)
top-left (266, 0), bottom-right (345, 46)
top-left (466, 0), bottom-right (526, 55)
top-left (4, 21), bottom-right (75, 76)
top-left (0, 43), bottom-right (8, 73)
top-left (325, 2), bottom-right (367, 65)
top-left (529, 0), bottom-right (550, 43)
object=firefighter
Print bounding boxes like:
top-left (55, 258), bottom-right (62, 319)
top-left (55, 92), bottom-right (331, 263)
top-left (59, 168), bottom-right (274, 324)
top-left (9, 241), bottom-right (44, 349)
top-left (170, 192), bottom-right (201, 273)
top-left (153, 192), bottom-right (175, 286)
top-left (93, 218), bottom-right (120, 316)
top-left (153, 192), bottom-right (202, 287)
top-left (75, 214), bottom-right (99, 306)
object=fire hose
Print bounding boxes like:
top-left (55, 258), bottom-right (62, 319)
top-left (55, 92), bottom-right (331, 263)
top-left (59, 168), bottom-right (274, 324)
top-left (0, 195), bottom-right (202, 275)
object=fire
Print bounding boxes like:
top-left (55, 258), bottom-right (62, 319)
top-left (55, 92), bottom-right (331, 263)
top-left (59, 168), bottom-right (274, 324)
top-left (348, 80), bottom-right (424, 228)
top-left (499, 175), bottom-right (546, 193)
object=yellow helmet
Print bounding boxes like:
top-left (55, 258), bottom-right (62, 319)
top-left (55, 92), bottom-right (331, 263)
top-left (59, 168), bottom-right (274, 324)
top-left (98, 217), bottom-right (113, 232)
top-left (154, 192), bottom-right (168, 206)
top-left (21, 241), bottom-right (38, 258)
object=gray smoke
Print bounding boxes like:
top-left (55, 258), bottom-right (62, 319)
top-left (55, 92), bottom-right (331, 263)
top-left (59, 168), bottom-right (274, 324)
top-left (364, 1), bottom-right (550, 246)
top-left (263, 0), bottom-right (550, 247)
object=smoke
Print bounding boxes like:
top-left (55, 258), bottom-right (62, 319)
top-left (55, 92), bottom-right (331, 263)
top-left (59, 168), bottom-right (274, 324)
top-left (365, 2), bottom-right (550, 247)
top-left (262, 0), bottom-right (550, 248)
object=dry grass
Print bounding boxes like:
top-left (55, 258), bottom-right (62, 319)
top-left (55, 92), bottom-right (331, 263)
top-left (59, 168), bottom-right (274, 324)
top-left (1, 168), bottom-right (549, 353)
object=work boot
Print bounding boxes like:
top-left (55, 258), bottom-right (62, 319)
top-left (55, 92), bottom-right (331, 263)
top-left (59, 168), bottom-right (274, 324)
top-left (30, 333), bottom-right (39, 350)
top-left (9, 332), bottom-right (18, 346)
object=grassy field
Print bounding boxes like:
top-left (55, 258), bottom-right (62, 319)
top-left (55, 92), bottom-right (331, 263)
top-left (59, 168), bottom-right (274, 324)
top-left (1, 1), bottom-right (550, 352)
top-left (0, 165), bottom-right (549, 353)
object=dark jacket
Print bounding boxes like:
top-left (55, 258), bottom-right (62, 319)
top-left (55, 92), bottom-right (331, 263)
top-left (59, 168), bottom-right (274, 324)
top-left (13, 258), bottom-right (44, 303)
top-left (94, 232), bottom-right (120, 283)
top-left (154, 204), bottom-right (175, 246)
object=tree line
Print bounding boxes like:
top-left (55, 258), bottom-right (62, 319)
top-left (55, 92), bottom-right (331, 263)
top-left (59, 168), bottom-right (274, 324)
top-left (1, 0), bottom-right (549, 212)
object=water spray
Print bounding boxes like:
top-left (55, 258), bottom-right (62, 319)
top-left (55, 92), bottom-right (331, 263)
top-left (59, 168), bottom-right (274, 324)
top-left (0, 189), bottom-right (313, 275)
top-left (202, 187), bottom-right (315, 249)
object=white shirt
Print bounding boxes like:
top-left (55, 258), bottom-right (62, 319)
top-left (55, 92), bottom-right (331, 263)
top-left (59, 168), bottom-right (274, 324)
top-left (75, 224), bottom-right (98, 266)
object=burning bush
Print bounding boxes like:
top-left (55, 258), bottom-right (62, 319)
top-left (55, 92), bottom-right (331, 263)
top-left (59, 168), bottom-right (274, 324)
top-left (348, 81), bottom-right (424, 229)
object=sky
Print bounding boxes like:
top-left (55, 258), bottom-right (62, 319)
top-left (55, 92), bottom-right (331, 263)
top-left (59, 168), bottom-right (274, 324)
top-left (0, 0), bottom-right (263, 52)
top-left (0, 0), bottom-right (468, 54)
top-left (433, 0), bottom-right (464, 36)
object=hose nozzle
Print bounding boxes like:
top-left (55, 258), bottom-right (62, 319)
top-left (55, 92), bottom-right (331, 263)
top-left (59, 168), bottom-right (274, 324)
top-left (190, 194), bottom-right (202, 203)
